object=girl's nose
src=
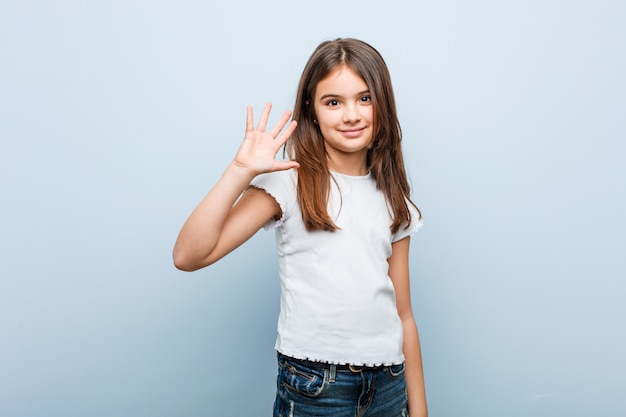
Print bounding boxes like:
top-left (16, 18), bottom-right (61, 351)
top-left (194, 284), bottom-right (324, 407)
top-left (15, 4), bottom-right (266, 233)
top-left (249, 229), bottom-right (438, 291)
top-left (342, 104), bottom-right (361, 123)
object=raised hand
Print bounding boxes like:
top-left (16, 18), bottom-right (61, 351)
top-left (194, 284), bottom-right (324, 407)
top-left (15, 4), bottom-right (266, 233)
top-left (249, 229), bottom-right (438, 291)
top-left (233, 102), bottom-right (299, 176)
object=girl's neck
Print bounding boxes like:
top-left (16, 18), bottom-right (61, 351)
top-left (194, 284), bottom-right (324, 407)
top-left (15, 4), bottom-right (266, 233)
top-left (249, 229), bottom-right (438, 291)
top-left (327, 154), bottom-right (368, 176)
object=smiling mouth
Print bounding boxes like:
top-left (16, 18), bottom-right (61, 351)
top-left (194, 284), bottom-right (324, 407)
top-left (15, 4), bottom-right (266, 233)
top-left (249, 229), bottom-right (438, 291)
top-left (340, 127), bottom-right (365, 136)
top-left (339, 127), bottom-right (366, 138)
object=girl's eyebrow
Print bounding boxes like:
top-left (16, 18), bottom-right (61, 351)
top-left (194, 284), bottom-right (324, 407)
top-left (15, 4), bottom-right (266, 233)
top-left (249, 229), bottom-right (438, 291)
top-left (319, 90), bottom-right (371, 101)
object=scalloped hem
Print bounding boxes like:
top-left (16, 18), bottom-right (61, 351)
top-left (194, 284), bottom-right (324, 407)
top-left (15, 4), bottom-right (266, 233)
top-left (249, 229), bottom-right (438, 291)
top-left (248, 184), bottom-right (285, 229)
top-left (276, 349), bottom-right (403, 367)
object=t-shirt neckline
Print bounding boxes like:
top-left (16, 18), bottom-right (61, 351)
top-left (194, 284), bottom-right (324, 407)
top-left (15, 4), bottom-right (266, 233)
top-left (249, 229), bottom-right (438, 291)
top-left (330, 170), bottom-right (372, 180)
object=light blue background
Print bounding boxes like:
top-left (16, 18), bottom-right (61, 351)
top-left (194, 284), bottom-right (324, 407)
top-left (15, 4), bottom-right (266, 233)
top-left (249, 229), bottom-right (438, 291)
top-left (1, 1), bottom-right (624, 416)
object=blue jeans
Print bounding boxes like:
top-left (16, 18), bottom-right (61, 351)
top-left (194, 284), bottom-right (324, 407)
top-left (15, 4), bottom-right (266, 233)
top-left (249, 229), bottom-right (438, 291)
top-left (273, 354), bottom-right (409, 417)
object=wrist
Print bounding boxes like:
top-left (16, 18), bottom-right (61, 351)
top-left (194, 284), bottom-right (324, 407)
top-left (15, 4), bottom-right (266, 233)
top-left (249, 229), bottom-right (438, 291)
top-left (220, 161), bottom-right (260, 194)
top-left (226, 161), bottom-right (258, 181)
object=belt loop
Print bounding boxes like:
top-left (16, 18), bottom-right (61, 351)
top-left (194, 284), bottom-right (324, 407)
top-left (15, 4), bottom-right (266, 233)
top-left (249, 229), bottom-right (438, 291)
top-left (329, 364), bottom-right (336, 383)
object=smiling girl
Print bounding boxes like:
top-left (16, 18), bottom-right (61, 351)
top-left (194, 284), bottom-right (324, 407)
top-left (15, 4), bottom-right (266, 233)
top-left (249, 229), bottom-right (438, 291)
top-left (173, 38), bottom-right (427, 417)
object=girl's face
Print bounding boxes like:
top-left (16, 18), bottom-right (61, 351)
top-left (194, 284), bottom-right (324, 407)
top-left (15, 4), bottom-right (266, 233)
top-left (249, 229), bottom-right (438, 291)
top-left (313, 65), bottom-right (374, 173)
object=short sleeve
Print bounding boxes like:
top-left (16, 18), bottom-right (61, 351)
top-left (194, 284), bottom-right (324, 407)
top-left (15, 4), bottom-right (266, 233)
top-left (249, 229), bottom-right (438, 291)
top-left (391, 201), bottom-right (423, 242)
top-left (249, 170), bottom-right (298, 230)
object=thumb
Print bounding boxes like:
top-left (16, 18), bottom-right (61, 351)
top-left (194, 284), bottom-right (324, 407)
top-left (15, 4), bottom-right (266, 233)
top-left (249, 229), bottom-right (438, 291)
top-left (271, 161), bottom-right (300, 172)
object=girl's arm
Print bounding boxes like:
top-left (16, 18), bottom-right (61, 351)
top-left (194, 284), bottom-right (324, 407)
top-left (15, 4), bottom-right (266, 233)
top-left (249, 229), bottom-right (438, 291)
top-left (173, 103), bottom-right (298, 271)
top-left (388, 237), bottom-right (428, 417)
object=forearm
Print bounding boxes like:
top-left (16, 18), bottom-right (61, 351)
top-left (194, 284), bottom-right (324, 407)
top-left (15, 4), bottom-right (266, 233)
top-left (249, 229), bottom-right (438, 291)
top-left (173, 162), bottom-right (255, 270)
top-left (402, 316), bottom-right (428, 417)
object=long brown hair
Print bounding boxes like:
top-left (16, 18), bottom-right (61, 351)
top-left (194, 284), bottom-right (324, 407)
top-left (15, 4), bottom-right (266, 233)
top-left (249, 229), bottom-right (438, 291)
top-left (286, 38), bottom-right (421, 233)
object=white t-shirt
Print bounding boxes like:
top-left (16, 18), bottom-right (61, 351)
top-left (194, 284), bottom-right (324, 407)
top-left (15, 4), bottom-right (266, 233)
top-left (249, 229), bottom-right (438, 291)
top-left (251, 169), bottom-right (422, 366)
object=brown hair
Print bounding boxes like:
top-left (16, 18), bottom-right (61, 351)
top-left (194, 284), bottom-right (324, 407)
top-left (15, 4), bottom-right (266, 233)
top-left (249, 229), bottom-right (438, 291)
top-left (286, 38), bottom-right (421, 233)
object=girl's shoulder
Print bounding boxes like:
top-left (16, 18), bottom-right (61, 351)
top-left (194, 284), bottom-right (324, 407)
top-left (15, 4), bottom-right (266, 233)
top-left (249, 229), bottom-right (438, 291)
top-left (391, 201), bottom-right (423, 242)
top-left (250, 169), bottom-right (298, 213)
top-left (250, 170), bottom-right (299, 229)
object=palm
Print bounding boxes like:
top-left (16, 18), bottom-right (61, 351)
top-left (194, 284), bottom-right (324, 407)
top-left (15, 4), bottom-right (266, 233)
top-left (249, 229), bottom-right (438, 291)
top-left (233, 103), bottom-right (299, 175)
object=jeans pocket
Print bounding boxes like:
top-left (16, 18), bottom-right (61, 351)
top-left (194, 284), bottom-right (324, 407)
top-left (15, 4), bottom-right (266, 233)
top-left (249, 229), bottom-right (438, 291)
top-left (279, 360), bottom-right (328, 397)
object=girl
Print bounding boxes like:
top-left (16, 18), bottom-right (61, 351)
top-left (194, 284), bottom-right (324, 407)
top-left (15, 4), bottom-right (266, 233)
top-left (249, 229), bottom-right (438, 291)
top-left (173, 38), bottom-right (427, 417)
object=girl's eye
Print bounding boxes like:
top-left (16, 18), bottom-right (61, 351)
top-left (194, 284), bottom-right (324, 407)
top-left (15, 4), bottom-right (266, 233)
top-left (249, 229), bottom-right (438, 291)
top-left (327, 99), bottom-right (339, 106)
top-left (360, 96), bottom-right (372, 103)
